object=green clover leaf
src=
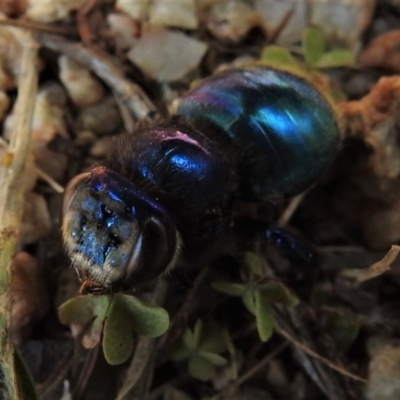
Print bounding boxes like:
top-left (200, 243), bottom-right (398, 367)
top-left (59, 293), bottom-right (169, 365)
top-left (172, 320), bottom-right (227, 381)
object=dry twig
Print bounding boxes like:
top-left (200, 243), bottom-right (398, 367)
top-left (35, 33), bottom-right (157, 122)
top-left (274, 321), bottom-right (367, 383)
top-left (0, 33), bottom-right (39, 400)
top-left (340, 244), bottom-right (400, 283)
top-left (216, 342), bottom-right (288, 400)
top-left (0, 18), bottom-right (77, 37)
top-left (278, 191), bottom-right (307, 226)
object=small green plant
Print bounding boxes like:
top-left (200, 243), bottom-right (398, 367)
top-left (172, 320), bottom-right (227, 381)
top-left (261, 26), bottom-right (355, 71)
top-left (302, 26), bottom-right (355, 69)
top-left (212, 252), bottom-right (299, 342)
top-left (59, 293), bottom-right (169, 365)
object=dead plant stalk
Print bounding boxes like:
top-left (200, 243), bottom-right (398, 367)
top-left (0, 34), bottom-right (39, 399)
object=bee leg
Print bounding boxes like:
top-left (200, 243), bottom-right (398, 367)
top-left (233, 217), bottom-right (319, 267)
top-left (264, 227), bottom-right (318, 266)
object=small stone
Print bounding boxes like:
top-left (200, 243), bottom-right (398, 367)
top-left (75, 130), bottom-right (97, 147)
top-left (204, 0), bottom-right (261, 44)
top-left (115, 0), bottom-right (148, 20)
top-left (308, 0), bottom-right (375, 50)
top-left (366, 337), bottom-right (400, 400)
top-left (26, 0), bottom-right (86, 23)
top-left (255, 0), bottom-right (306, 44)
top-left (59, 55), bottom-right (105, 108)
top-left (90, 135), bottom-right (116, 158)
top-left (127, 28), bottom-right (208, 82)
top-left (21, 192), bottom-right (52, 244)
top-left (149, 0), bottom-right (198, 30)
top-left (76, 97), bottom-right (122, 136)
top-left (107, 13), bottom-right (139, 52)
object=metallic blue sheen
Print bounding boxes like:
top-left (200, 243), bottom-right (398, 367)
top-left (130, 129), bottom-right (232, 216)
top-left (68, 168), bottom-right (176, 272)
top-left (176, 67), bottom-right (341, 199)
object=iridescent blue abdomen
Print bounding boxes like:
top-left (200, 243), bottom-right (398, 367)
top-left (176, 67), bottom-right (341, 200)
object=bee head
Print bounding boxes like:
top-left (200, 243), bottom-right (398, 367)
top-left (62, 166), bottom-right (180, 293)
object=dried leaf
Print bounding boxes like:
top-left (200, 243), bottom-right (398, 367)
top-left (127, 28), bottom-right (208, 82)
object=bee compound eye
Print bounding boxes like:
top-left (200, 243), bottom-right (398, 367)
top-left (62, 172), bottom-right (92, 216)
top-left (124, 217), bottom-right (177, 286)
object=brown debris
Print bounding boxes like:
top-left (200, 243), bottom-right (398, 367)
top-left (0, 0), bottom-right (27, 17)
top-left (343, 76), bottom-right (400, 181)
top-left (359, 30), bottom-right (400, 73)
top-left (338, 77), bottom-right (400, 248)
top-left (10, 252), bottom-right (49, 344)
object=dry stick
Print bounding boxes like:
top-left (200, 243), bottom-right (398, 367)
top-left (268, 2), bottom-right (295, 44)
top-left (114, 95), bottom-right (136, 134)
top-left (116, 337), bottom-right (155, 400)
top-left (217, 342), bottom-right (288, 399)
top-left (274, 323), bottom-right (367, 384)
top-left (0, 34), bottom-right (39, 400)
top-left (77, 0), bottom-right (98, 44)
top-left (73, 346), bottom-right (100, 400)
top-left (35, 33), bottom-right (157, 122)
top-left (278, 191), bottom-right (307, 227)
top-left (233, 342), bottom-right (288, 387)
top-left (36, 167), bottom-right (64, 193)
top-left (158, 267), bottom-right (210, 355)
top-left (0, 18), bottom-right (77, 37)
top-left (37, 346), bottom-right (74, 398)
top-left (0, 137), bottom-right (64, 194)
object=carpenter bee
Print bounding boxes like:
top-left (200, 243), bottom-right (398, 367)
top-left (62, 66), bottom-right (341, 293)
